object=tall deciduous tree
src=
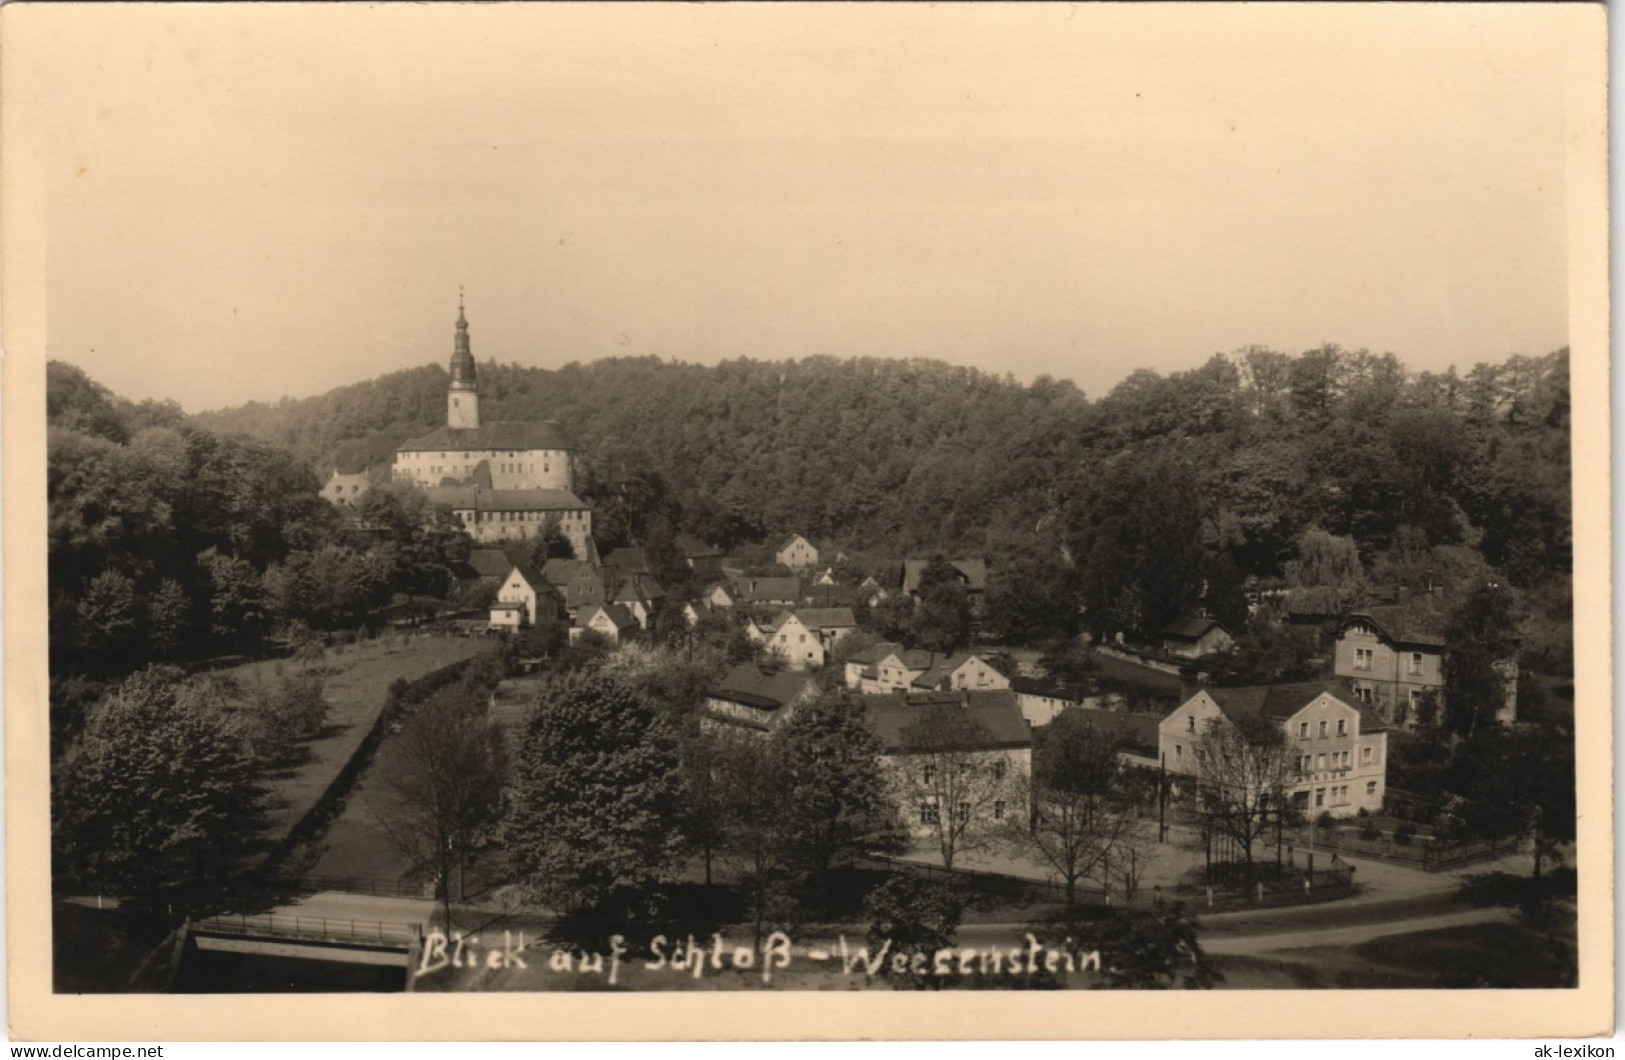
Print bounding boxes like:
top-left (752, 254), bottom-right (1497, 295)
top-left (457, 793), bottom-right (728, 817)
top-left (776, 693), bottom-right (907, 880)
top-left (1193, 713), bottom-right (1297, 880)
top-left (1009, 711), bottom-right (1139, 910)
top-left (505, 673), bottom-right (685, 915)
top-left (374, 687), bottom-right (507, 930)
top-left (1072, 452), bottom-right (1207, 639)
top-left (53, 668), bottom-right (267, 901)
top-left (1442, 582), bottom-right (1523, 738)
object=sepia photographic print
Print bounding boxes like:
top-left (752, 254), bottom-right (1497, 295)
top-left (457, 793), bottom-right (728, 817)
top-left (3, 0), bottom-right (1612, 1042)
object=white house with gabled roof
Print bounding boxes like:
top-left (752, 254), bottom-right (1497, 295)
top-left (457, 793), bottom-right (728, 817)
top-left (1159, 681), bottom-right (1389, 817)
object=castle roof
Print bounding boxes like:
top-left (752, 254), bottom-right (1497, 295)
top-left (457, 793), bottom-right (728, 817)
top-left (425, 486), bottom-right (588, 512)
top-left (398, 421), bottom-right (578, 453)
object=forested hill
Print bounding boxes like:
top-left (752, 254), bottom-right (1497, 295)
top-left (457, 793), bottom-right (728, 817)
top-left (191, 347), bottom-right (1571, 583)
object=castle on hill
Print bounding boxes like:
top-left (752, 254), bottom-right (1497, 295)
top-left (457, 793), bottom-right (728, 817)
top-left (389, 298), bottom-right (594, 558)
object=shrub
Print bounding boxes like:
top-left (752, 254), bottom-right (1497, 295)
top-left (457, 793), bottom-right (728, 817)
top-left (1394, 822), bottom-right (1415, 846)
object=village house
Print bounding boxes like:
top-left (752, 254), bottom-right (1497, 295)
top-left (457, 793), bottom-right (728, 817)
top-left (571, 602), bottom-right (641, 645)
top-left (603, 547), bottom-right (651, 579)
top-left (729, 575), bottom-right (803, 608)
top-left (908, 653), bottom-right (1011, 694)
top-left (861, 690), bottom-right (1033, 841)
top-left (1158, 682), bottom-right (1389, 817)
top-left (682, 598), bottom-right (717, 627)
top-left (702, 582), bottom-right (738, 611)
top-left (612, 572), bottom-right (666, 633)
top-left (857, 647), bottom-right (938, 693)
top-left (677, 533), bottom-right (724, 582)
top-left (1333, 605), bottom-right (1517, 728)
top-left (700, 664), bottom-right (821, 738)
top-left (541, 559), bottom-right (608, 620)
top-left (1009, 676), bottom-right (1093, 728)
top-left (1159, 616), bottom-right (1235, 659)
top-left (774, 534), bottom-right (820, 572)
top-left (489, 564), bottom-right (561, 630)
top-left (794, 607), bottom-right (858, 653)
top-left (748, 610), bottom-right (825, 670)
top-left (843, 641), bottom-right (905, 691)
top-left (901, 558), bottom-right (988, 607)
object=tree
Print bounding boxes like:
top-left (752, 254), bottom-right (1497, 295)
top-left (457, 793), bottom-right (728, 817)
top-left (53, 668), bottom-right (267, 902)
top-left (528, 514), bottom-right (577, 564)
top-left (196, 547), bottom-right (267, 647)
top-left (1282, 527), bottom-right (1369, 614)
top-left (911, 580), bottom-right (972, 654)
top-left (896, 705), bottom-right (1017, 869)
top-left (1192, 713), bottom-right (1297, 882)
top-left (374, 687), bottom-right (507, 931)
top-left (1071, 910), bottom-right (1217, 989)
top-left (505, 673), bottom-right (685, 916)
top-left (863, 873), bottom-right (964, 990)
top-left (1445, 728), bottom-right (1575, 878)
top-left (146, 578), bottom-right (191, 659)
top-left (75, 569), bottom-right (141, 667)
top-left (776, 693), bottom-right (907, 883)
top-left (1072, 452), bottom-right (1207, 639)
top-left (711, 736), bottom-right (802, 949)
top-left (1008, 711), bottom-right (1139, 911)
top-left (1442, 582), bottom-right (1523, 738)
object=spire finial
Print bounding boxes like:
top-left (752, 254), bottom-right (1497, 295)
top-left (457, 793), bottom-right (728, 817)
top-left (456, 286), bottom-right (467, 328)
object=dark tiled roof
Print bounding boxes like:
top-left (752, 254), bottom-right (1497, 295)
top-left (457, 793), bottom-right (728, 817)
top-left (861, 690), bottom-right (1030, 753)
top-left (902, 558), bottom-right (988, 593)
top-left (614, 573), bottom-right (666, 603)
top-left (708, 664), bottom-right (817, 711)
top-left (542, 559), bottom-right (602, 587)
top-left (846, 641), bottom-right (905, 667)
top-left (1161, 616), bottom-right (1229, 641)
top-left (732, 576), bottom-right (803, 602)
top-left (605, 547), bottom-right (650, 575)
top-left (1200, 681), bottom-right (1385, 732)
top-left (509, 563), bottom-right (550, 590)
top-left (398, 420), bottom-right (578, 453)
top-left (467, 547), bottom-right (525, 578)
top-left (796, 607), bottom-right (856, 630)
top-left (578, 603), bottom-right (638, 631)
top-left (1057, 706), bottom-right (1162, 756)
top-left (1010, 677), bottom-right (1087, 701)
top-left (1339, 607), bottom-right (1449, 648)
top-left (676, 533), bottom-right (720, 559)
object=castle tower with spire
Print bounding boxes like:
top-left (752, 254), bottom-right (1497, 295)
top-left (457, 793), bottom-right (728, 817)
top-left (447, 292), bottom-right (480, 429)
top-left (389, 293), bottom-right (593, 557)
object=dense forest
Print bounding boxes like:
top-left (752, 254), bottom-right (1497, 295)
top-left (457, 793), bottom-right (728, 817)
top-left (188, 344), bottom-right (1572, 650)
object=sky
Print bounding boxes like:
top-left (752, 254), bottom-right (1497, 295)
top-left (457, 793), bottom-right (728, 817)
top-left (26, 3), bottom-right (1583, 412)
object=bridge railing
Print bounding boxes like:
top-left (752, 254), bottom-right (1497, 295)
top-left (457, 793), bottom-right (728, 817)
top-left (191, 912), bottom-right (421, 947)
